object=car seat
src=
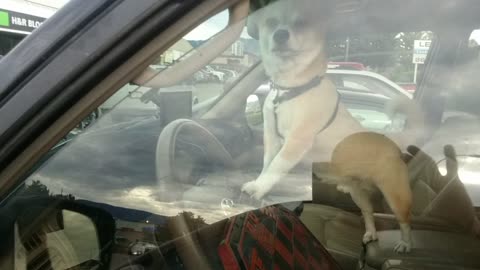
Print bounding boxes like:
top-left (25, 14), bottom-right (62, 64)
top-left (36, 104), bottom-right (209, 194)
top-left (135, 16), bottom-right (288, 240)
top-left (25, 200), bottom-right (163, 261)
top-left (300, 145), bottom-right (480, 270)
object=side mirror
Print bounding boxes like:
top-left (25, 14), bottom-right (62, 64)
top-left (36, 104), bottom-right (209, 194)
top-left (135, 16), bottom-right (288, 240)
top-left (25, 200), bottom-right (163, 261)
top-left (245, 94), bottom-right (263, 127)
top-left (0, 197), bottom-right (115, 270)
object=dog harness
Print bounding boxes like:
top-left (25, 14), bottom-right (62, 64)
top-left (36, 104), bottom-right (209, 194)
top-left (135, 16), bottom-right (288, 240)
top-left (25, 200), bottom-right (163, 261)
top-left (271, 76), bottom-right (340, 139)
top-left (272, 76), bottom-right (324, 105)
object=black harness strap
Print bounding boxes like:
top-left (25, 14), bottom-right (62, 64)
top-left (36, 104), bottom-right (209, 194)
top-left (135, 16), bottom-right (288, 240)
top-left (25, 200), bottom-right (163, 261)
top-left (271, 76), bottom-right (340, 139)
top-left (272, 76), bottom-right (324, 106)
top-left (319, 93), bottom-right (340, 133)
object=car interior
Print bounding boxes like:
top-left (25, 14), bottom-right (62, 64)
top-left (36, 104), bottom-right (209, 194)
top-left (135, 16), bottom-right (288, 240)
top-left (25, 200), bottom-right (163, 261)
top-left (3, 0), bottom-right (480, 269)
top-left (142, 0), bottom-right (480, 269)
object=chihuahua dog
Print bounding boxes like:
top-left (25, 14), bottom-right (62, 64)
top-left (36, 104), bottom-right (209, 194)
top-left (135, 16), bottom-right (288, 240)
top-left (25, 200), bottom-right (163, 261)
top-left (241, 0), bottom-right (424, 253)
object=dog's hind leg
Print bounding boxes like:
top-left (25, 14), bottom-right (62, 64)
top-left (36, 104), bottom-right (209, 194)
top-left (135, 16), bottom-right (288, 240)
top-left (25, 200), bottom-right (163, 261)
top-left (377, 161), bottom-right (413, 253)
top-left (349, 187), bottom-right (378, 243)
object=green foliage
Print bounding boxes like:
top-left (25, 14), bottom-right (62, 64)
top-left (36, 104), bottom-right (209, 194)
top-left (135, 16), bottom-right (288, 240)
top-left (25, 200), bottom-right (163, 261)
top-left (22, 180), bottom-right (50, 196)
top-left (329, 33), bottom-right (397, 69)
top-left (176, 211), bottom-right (208, 231)
top-left (21, 180), bottom-right (75, 200)
top-left (155, 211), bottom-right (208, 243)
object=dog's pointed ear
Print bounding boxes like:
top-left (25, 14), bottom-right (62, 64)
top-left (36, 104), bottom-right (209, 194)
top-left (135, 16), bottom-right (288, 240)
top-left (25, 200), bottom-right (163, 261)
top-left (247, 0), bottom-right (270, 39)
top-left (247, 0), bottom-right (280, 39)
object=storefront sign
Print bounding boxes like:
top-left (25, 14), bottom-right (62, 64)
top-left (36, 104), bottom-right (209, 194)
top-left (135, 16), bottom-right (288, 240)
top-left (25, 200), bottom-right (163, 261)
top-left (0, 8), bottom-right (46, 34)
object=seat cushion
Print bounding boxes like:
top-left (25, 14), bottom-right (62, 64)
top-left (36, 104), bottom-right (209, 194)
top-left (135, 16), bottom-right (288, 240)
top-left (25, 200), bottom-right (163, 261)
top-left (300, 203), bottom-right (364, 269)
top-left (365, 230), bottom-right (480, 269)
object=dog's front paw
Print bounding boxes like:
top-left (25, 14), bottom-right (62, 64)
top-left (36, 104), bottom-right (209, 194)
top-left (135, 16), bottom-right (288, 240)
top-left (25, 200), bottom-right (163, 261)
top-left (241, 180), bottom-right (258, 195)
top-left (393, 240), bottom-right (411, 253)
top-left (362, 231), bottom-right (378, 244)
top-left (241, 180), bottom-right (270, 200)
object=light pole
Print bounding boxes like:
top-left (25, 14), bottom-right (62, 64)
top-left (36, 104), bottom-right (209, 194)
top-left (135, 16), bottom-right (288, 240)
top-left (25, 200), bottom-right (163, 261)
top-left (345, 37), bottom-right (350, 61)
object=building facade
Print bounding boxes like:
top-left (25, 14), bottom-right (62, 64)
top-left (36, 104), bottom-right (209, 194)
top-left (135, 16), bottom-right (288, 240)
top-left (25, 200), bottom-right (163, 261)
top-left (0, 0), bottom-right (65, 55)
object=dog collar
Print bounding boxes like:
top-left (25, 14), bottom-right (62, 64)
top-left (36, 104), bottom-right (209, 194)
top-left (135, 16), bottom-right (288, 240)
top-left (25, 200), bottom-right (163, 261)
top-left (272, 76), bottom-right (324, 105)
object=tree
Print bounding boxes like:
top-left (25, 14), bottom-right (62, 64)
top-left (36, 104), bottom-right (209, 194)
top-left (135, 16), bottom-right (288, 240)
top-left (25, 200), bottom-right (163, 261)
top-left (328, 31), bottom-right (434, 83)
top-left (389, 31), bottom-right (434, 82)
top-left (177, 211), bottom-right (207, 231)
top-left (155, 211), bottom-right (208, 243)
top-left (328, 33), bottom-right (397, 70)
top-left (22, 180), bottom-right (50, 197)
top-left (20, 180), bottom-right (75, 200)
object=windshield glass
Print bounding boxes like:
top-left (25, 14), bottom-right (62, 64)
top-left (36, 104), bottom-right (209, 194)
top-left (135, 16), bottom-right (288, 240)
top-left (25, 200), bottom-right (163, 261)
top-left (21, 0), bottom-right (464, 226)
top-left (7, 0), bottom-right (480, 269)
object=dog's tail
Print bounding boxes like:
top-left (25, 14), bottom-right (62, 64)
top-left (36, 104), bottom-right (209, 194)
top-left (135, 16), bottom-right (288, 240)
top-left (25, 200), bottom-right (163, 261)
top-left (385, 95), bottom-right (426, 147)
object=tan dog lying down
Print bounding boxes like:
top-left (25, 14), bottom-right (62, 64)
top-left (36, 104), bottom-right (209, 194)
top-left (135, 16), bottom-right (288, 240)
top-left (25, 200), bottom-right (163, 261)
top-left (241, 0), bottom-right (424, 253)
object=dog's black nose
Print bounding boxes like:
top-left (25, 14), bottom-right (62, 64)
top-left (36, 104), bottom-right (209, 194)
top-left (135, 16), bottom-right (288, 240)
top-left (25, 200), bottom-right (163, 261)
top-left (273, 29), bottom-right (290, 44)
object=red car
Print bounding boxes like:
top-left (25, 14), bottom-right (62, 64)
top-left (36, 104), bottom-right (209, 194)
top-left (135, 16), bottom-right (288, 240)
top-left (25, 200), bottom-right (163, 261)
top-left (328, 61), bottom-right (367, 70)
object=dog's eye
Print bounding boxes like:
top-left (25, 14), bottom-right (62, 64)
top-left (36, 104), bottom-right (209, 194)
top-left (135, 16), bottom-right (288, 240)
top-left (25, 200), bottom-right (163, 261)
top-left (265, 18), bottom-right (278, 28)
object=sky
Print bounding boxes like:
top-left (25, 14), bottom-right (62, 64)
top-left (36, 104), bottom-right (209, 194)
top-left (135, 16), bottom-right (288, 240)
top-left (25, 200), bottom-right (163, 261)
top-left (184, 10), bottom-right (251, 40)
top-left (184, 10), bottom-right (230, 40)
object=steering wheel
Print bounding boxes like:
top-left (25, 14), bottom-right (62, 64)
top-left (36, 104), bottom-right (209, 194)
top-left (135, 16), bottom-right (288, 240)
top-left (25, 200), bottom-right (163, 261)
top-left (155, 119), bottom-right (237, 200)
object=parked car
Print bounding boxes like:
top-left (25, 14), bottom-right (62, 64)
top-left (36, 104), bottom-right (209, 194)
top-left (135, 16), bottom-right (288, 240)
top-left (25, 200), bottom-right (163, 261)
top-left (251, 84), bottom-right (395, 132)
top-left (2, 1), bottom-right (480, 270)
top-left (328, 61), bottom-right (367, 70)
top-left (204, 65), bottom-right (225, 82)
top-left (246, 69), bottom-right (411, 131)
top-left (217, 68), bottom-right (238, 82)
top-left (327, 69), bottom-right (413, 98)
top-left (398, 82), bottom-right (417, 93)
top-left (129, 241), bottom-right (158, 256)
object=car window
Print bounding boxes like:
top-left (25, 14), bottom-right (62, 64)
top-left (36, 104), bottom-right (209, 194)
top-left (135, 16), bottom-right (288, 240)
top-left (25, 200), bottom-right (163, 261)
top-left (7, 9), bottom-right (242, 269)
top-left (433, 29), bottom-right (480, 206)
top-left (343, 79), bottom-right (370, 92)
top-left (5, 1), bottom-right (480, 270)
top-left (65, 10), bottom-right (246, 131)
top-left (343, 100), bottom-right (393, 132)
top-left (20, 4), bottom-right (440, 233)
top-left (329, 73), bottom-right (408, 98)
top-left (348, 108), bottom-right (391, 131)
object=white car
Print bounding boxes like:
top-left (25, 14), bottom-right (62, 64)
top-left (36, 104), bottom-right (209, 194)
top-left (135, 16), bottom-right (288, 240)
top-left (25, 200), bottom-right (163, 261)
top-left (327, 69), bottom-right (412, 99)
top-left (250, 69), bottom-right (412, 132)
top-left (204, 65), bottom-right (225, 81)
top-left (129, 241), bottom-right (158, 256)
